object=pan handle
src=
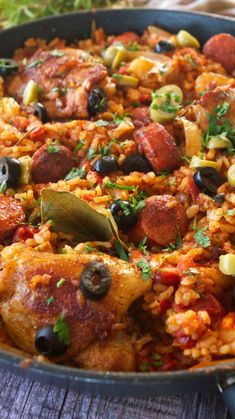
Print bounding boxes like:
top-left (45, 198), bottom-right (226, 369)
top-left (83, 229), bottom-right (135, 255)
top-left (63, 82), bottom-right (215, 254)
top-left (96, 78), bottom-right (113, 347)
top-left (218, 376), bottom-right (235, 419)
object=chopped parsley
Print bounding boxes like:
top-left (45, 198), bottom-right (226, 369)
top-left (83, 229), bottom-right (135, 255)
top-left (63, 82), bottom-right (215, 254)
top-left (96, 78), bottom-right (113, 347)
top-left (86, 148), bottom-right (97, 160)
top-left (113, 193), bottom-right (145, 217)
top-left (56, 278), bottom-right (66, 288)
top-left (152, 353), bottom-right (163, 368)
top-left (203, 101), bottom-right (235, 148)
top-left (184, 53), bottom-right (197, 67)
top-left (83, 243), bottom-right (97, 253)
top-left (138, 236), bottom-right (149, 256)
top-left (115, 240), bottom-right (129, 261)
top-left (193, 226), bottom-right (211, 248)
top-left (47, 144), bottom-right (60, 154)
top-left (166, 229), bottom-right (182, 251)
top-left (105, 180), bottom-right (137, 192)
top-left (53, 314), bottom-right (70, 346)
top-left (98, 138), bottom-right (116, 157)
top-left (0, 180), bottom-right (7, 193)
top-left (50, 49), bottom-right (66, 58)
top-left (128, 41), bottom-right (139, 51)
top-left (112, 112), bottom-right (131, 125)
top-left (183, 267), bottom-right (199, 277)
top-left (65, 167), bottom-right (86, 181)
top-left (136, 258), bottom-right (151, 280)
top-left (27, 58), bottom-right (44, 69)
top-left (151, 91), bottom-right (181, 114)
top-left (74, 139), bottom-right (85, 153)
top-left (47, 296), bottom-right (55, 305)
top-left (139, 361), bottom-right (150, 372)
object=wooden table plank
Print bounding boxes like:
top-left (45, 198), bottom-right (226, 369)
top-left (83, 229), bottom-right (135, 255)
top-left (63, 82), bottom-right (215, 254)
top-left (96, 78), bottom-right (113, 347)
top-left (0, 368), bottom-right (229, 419)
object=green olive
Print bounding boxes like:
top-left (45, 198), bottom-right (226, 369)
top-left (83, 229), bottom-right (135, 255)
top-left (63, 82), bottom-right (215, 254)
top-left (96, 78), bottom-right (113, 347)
top-left (112, 47), bottom-right (127, 69)
top-left (18, 155), bottom-right (32, 184)
top-left (176, 30), bottom-right (200, 49)
top-left (207, 135), bottom-right (232, 150)
top-left (150, 84), bottom-right (183, 123)
top-left (23, 80), bottom-right (39, 106)
top-left (227, 163), bottom-right (235, 187)
top-left (190, 155), bottom-right (219, 170)
top-left (114, 74), bottom-right (138, 87)
top-left (219, 254), bottom-right (235, 275)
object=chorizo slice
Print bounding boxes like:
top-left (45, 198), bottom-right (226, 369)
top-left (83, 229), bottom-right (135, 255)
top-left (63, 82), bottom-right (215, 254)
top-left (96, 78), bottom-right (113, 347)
top-left (134, 122), bottom-right (180, 173)
top-left (129, 195), bottom-right (188, 247)
top-left (132, 106), bottom-right (151, 127)
top-left (0, 196), bottom-right (25, 242)
top-left (203, 33), bottom-right (235, 73)
top-left (31, 144), bottom-right (73, 184)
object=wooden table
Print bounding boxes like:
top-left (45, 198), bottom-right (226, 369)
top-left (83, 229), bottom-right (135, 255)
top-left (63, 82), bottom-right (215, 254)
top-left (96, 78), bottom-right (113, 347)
top-left (0, 368), bottom-right (229, 418)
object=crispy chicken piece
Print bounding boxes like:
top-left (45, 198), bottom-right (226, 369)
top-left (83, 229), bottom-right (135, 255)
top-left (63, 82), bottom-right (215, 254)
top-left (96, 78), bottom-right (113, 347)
top-left (6, 48), bottom-right (114, 120)
top-left (193, 88), bottom-right (235, 132)
top-left (0, 245), bottom-right (150, 371)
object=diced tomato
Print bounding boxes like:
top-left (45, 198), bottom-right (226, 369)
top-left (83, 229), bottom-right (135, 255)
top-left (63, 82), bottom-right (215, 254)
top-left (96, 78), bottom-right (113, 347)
top-left (159, 300), bottom-right (171, 314)
top-left (188, 175), bottom-right (200, 202)
top-left (189, 293), bottom-right (225, 320)
top-left (13, 225), bottom-right (39, 242)
top-left (12, 116), bottom-right (29, 132)
top-left (29, 126), bottom-right (45, 139)
top-left (118, 64), bottom-right (130, 75)
top-left (83, 194), bottom-right (92, 201)
top-left (154, 268), bottom-right (181, 286)
top-left (159, 353), bottom-right (177, 371)
top-left (111, 31), bottom-right (140, 46)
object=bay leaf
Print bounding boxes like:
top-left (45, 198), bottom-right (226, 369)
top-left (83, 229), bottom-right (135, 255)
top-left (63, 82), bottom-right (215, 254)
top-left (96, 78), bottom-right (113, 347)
top-left (41, 189), bottom-right (113, 243)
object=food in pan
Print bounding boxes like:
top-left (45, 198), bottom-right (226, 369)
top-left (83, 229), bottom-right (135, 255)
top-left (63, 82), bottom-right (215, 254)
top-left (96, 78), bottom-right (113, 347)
top-left (0, 24), bottom-right (235, 372)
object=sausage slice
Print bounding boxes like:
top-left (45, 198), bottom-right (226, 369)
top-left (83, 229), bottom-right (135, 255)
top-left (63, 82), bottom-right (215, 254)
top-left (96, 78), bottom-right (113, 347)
top-left (203, 33), bottom-right (235, 73)
top-left (0, 196), bottom-right (25, 242)
top-left (31, 144), bottom-right (73, 184)
top-left (134, 122), bottom-right (180, 173)
top-left (129, 195), bottom-right (188, 247)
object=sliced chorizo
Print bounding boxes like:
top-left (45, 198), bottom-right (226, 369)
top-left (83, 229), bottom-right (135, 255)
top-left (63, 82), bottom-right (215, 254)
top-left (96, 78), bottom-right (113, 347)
top-left (132, 107), bottom-right (151, 127)
top-left (0, 196), bottom-right (25, 242)
top-left (133, 122), bottom-right (180, 172)
top-left (31, 144), bottom-right (73, 184)
top-left (111, 32), bottom-right (140, 46)
top-left (129, 195), bottom-right (188, 247)
top-left (203, 33), bottom-right (235, 73)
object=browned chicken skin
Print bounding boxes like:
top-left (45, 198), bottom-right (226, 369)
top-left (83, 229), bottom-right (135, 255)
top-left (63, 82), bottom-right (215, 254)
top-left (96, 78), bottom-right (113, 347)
top-left (6, 48), bottom-right (114, 120)
top-left (0, 245), bottom-right (150, 371)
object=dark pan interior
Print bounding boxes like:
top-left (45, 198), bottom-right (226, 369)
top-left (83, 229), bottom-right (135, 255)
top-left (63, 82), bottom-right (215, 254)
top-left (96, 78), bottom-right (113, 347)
top-left (0, 9), bottom-right (235, 397)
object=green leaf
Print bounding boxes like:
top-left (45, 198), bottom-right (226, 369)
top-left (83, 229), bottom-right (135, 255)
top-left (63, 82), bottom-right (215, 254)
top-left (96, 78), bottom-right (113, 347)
top-left (105, 180), bottom-right (137, 191)
top-left (193, 227), bottom-right (211, 248)
top-left (136, 257), bottom-right (151, 280)
top-left (41, 189), bottom-right (114, 243)
top-left (56, 278), bottom-right (66, 288)
top-left (47, 296), bottom-right (55, 305)
top-left (47, 144), bottom-right (60, 154)
top-left (115, 240), bottom-right (129, 261)
top-left (53, 314), bottom-right (70, 346)
top-left (64, 167), bottom-right (86, 181)
top-left (138, 236), bottom-right (149, 256)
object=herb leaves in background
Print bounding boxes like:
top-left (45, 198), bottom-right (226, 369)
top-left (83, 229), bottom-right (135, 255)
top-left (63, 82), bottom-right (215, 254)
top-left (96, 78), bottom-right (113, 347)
top-left (0, 1), bottom-right (114, 29)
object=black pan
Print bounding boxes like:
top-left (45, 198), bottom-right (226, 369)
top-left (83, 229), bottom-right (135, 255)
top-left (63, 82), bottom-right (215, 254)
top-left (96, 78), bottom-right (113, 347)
top-left (0, 8), bottom-right (235, 416)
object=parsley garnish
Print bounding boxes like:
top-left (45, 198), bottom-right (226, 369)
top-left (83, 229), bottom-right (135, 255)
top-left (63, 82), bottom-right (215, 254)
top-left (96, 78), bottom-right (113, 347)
top-left (115, 240), bottom-right (129, 261)
top-left (83, 243), bottom-right (97, 253)
top-left (0, 180), bottom-right (7, 193)
top-left (183, 267), bottom-right (199, 277)
top-left (112, 112), bottom-right (131, 125)
top-left (105, 180), bottom-right (137, 192)
top-left (47, 296), bottom-right (55, 305)
top-left (56, 278), bottom-right (66, 288)
top-left (47, 144), bottom-right (60, 154)
top-left (65, 167), bottom-right (86, 181)
top-left (138, 236), bottom-right (149, 256)
top-left (151, 91), bottom-right (181, 114)
top-left (166, 229), bottom-right (182, 251)
top-left (128, 41), bottom-right (139, 51)
top-left (193, 226), bottom-right (211, 248)
top-left (136, 258), bottom-right (151, 280)
top-left (74, 139), bottom-right (85, 153)
top-left (184, 53), bottom-right (197, 67)
top-left (203, 101), bottom-right (235, 148)
top-left (139, 361), bottom-right (150, 372)
top-left (86, 148), bottom-right (97, 160)
top-left (152, 353), bottom-right (163, 368)
top-left (53, 314), bottom-right (70, 346)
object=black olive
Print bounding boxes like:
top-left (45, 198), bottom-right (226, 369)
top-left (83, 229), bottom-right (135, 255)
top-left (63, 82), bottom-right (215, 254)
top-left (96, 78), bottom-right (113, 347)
top-left (193, 167), bottom-right (222, 196)
top-left (214, 193), bottom-right (225, 205)
top-left (0, 59), bottom-right (19, 76)
top-left (93, 156), bottom-right (120, 175)
top-left (0, 157), bottom-right (21, 188)
top-left (110, 200), bottom-right (137, 232)
top-left (88, 87), bottom-right (108, 116)
top-left (35, 326), bottom-right (68, 357)
top-left (34, 102), bottom-right (48, 123)
top-left (155, 40), bottom-right (175, 54)
top-left (80, 261), bottom-right (111, 300)
top-left (122, 153), bottom-right (152, 175)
